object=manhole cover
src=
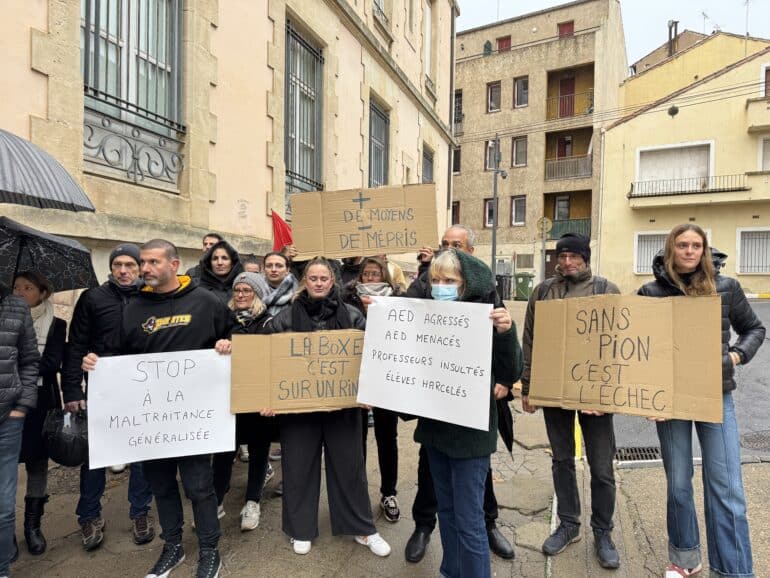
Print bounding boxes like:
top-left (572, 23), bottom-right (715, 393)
top-left (741, 430), bottom-right (770, 450)
top-left (615, 446), bottom-right (661, 461)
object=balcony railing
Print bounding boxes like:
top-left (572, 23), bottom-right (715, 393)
top-left (548, 218), bottom-right (592, 240)
top-left (545, 154), bottom-right (592, 180)
top-left (546, 90), bottom-right (594, 120)
top-left (628, 174), bottom-right (749, 198)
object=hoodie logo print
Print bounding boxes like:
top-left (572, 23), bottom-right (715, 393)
top-left (141, 314), bottom-right (192, 334)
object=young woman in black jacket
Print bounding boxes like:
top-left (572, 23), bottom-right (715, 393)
top-left (212, 272), bottom-right (273, 532)
top-left (264, 257), bottom-right (390, 557)
top-left (12, 272), bottom-right (66, 555)
top-left (637, 224), bottom-right (765, 578)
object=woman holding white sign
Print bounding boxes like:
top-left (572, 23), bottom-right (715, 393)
top-left (415, 250), bottom-right (516, 578)
top-left (638, 224), bottom-right (765, 578)
top-left (213, 272), bottom-right (274, 532)
top-left (265, 256), bottom-right (391, 558)
top-left (342, 256), bottom-right (403, 523)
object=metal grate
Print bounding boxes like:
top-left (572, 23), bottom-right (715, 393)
top-left (615, 446), bottom-right (661, 462)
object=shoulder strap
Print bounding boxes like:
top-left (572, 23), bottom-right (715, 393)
top-left (537, 277), bottom-right (556, 300)
top-left (592, 276), bottom-right (608, 295)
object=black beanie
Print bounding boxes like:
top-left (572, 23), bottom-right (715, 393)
top-left (556, 233), bottom-right (591, 264)
top-left (109, 243), bottom-right (141, 267)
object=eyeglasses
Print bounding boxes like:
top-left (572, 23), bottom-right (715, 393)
top-left (233, 288), bottom-right (255, 295)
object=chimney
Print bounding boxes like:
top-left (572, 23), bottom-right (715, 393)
top-left (667, 20), bottom-right (679, 57)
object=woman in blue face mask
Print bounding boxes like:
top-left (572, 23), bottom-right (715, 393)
top-left (415, 250), bottom-right (518, 578)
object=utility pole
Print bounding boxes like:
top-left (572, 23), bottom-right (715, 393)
top-left (490, 134), bottom-right (507, 276)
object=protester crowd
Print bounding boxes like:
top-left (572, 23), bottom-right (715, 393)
top-left (0, 223), bottom-right (765, 578)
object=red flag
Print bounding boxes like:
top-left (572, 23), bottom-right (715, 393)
top-left (271, 211), bottom-right (293, 252)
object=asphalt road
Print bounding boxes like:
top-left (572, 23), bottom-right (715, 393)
top-left (614, 300), bottom-right (770, 461)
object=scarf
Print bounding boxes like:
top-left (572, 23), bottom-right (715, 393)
top-left (258, 273), bottom-right (298, 316)
top-left (31, 299), bottom-right (54, 355)
top-left (290, 285), bottom-right (353, 332)
top-left (354, 282), bottom-right (393, 298)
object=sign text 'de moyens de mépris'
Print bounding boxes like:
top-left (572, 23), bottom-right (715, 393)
top-left (528, 295), bottom-right (722, 422)
top-left (290, 183), bottom-right (438, 259)
top-left (230, 330), bottom-right (364, 414)
top-left (357, 297), bottom-right (493, 431)
top-left (87, 349), bottom-right (235, 469)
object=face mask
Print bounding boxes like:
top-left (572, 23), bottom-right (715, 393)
top-left (431, 284), bottom-right (459, 301)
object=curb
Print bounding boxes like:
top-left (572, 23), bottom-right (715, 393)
top-left (745, 293), bottom-right (770, 299)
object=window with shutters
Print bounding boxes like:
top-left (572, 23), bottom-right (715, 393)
top-left (514, 76), bottom-right (528, 107)
top-left (636, 143), bottom-right (711, 195)
top-left (496, 36), bottom-right (511, 52)
top-left (369, 100), bottom-right (390, 187)
top-left (511, 196), bottom-right (526, 226)
top-left (738, 229), bottom-right (770, 274)
top-left (512, 136), bottom-right (527, 167)
top-left (487, 81), bottom-right (501, 112)
top-left (516, 253), bottom-right (534, 269)
top-left (634, 232), bottom-right (667, 274)
top-left (558, 20), bottom-right (574, 38)
top-left (285, 23), bottom-right (324, 214)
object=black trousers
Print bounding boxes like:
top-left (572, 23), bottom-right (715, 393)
top-left (280, 408), bottom-right (376, 540)
top-left (412, 444), bottom-right (499, 531)
top-left (542, 407), bottom-right (616, 531)
top-left (142, 454), bottom-right (220, 549)
top-left (360, 407), bottom-right (399, 496)
top-left (212, 413), bottom-right (273, 504)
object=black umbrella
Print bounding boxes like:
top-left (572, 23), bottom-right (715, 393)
top-left (0, 129), bottom-right (95, 212)
top-left (0, 217), bottom-right (98, 292)
top-left (497, 399), bottom-right (514, 456)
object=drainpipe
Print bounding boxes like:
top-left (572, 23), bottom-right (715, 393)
top-left (595, 128), bottom-right (606, 275)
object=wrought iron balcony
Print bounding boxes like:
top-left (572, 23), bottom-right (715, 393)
top-left (545, 154), bottom-right (592, 180)
top-left (547, 218), bottom-right (592, 240)
top-left (546, 89), bottom-right (594, 120)
top-left (628, 174), bottom-right (749, 198)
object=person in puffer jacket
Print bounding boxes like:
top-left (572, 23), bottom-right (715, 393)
top-left (0, 283), bottom-right (40, 575)
top-left (638, 223), bottom-right (765, 578)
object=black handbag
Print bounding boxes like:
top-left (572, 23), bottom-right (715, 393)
top-left (42, 408), bottom-right (89, 467)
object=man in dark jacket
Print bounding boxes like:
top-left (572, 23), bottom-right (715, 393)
top-left (405, 224), bottom-right (516, 563)
top-left (184, 232), bottom-right (223, 280)
top-left (521, 233), bottom-right (621, 569)
top-left (61, 243), bottom-right (155, 551)
top-left (0, 283), bottom-right (40, 575)
top-left (84, 239), bottom-right (230, 578)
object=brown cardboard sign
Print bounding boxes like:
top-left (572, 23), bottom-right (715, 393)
top-left (230, 330), bottom-right (364, 414)
top-left (529, 295), bottom-right (722, 422)
top-left (290, 183), bottom-right (438, 259)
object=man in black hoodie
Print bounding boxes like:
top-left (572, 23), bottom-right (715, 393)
top-left (83, 239), bottom-right (230, 578)
top-left (62, 243), bottom-right (155, 551)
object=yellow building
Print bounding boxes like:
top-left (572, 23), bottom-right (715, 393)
top-left (1, 0), bottom-right (456, 292)
top-left (451, 0), bottom-right (626, 281)
top-left (597, 44), bottom-right (770, 294)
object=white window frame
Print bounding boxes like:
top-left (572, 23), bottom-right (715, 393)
top-left (512, 136), bottom-right (527, 167)
top-left (554, 195), bottom-right (570, 221)
top-left (759, 136), bottom-right (770, 171)
top-left (511, 195), bottom-right (526, 226)
top-left (635, 140), bottom-right (715, 181)
top-left (484, 140), bottom-right (497, 170)
top-left (736, 227), bottom-right (770, 275)
top-left (487, 81), bottom-right (501, 113)
top-left (514, 76), bottom-right (528, 108)
top-left (483, 198), bottom-right (496, 228)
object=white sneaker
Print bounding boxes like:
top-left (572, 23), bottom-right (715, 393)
top-left (217, 504), bottom-right (226, 519)
top-left (355, 533), bottom-right (391, 557)
top-left (240, 500), bottom-right (260, 531)
top-left (291, 538), bottom-right (312, 555)
top-left (110, 464), bottom-right (127, 473)
top-left (238, 444), bottom-right (250, 462)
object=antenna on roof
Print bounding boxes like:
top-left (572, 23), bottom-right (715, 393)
top-left (744, 0), bottom-right (750, 56)
top-left (701, 10), bottom-right (709, 34)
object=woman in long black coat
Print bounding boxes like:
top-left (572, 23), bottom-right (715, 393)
top-left (12, 271), bottom-right (66, 556)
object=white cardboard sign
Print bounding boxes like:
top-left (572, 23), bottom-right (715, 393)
top-left (357, 297), bottom-right (493, 431)
top-left (87, 349), bottom-right (235, 468)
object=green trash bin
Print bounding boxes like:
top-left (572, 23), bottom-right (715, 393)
top-left (514, 272), bottom-right (535, 301)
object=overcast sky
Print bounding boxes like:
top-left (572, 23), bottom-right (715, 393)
top-left (456, 0), bottom-right (770, 65)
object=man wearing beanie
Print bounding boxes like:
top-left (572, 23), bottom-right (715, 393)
top-left (520, 233), bottom-right (622, 569)
top-left (61, 243), bottom-right (155, 551)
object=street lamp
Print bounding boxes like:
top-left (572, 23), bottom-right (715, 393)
top-left (490, 134), bottom-right (507, 277)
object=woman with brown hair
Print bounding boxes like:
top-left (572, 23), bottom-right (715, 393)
top-left (638, 224), bottom-right (765, 578)
top-left (265, 257), bottom-right (390, 557)
top-left (12, 271), bottom-right (66, 556)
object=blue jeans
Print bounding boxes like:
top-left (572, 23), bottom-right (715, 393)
top-left (0, 416), bottom-right (25, 575)
top-left (657, 393), bottom-right (753, 577)
top-left (76, 462), bottom-right (152, 523)
top-left (426, 447), bottom-right (490, 578)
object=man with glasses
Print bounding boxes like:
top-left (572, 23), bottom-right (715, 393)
top-left (520, 233), bottom-right (622, 570)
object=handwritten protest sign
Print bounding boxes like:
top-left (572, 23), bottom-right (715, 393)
top-left (230, 330), bottom-right (364, 413)
top-left (87, 350), bottom-right (235, 469)
top-left (529, 295), bottom-right (722, 422)
top-left (358, 297), bottom-right (493, 431)
top-left (290, 184), bottom-right (438, 259)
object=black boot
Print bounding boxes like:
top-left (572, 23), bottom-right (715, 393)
top-left (11, 535), bottom-right (18, 563)
top-left (24, 495), bottom-right (48, 555)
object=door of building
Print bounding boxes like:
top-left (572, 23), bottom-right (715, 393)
top-left (559, 77), bottom-right (575, 118)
